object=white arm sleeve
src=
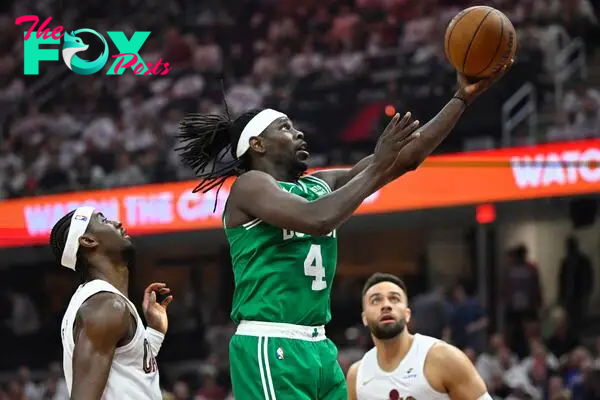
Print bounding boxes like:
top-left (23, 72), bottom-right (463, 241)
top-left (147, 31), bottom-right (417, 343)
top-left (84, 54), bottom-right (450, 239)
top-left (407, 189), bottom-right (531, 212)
top-left (145, 327), bottom-right (165, 356)
top-left (478, 393), bottom-right (493, 400)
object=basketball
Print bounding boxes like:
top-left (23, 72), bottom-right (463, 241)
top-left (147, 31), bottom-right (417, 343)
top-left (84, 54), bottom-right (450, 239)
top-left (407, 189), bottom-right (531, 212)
top-left (444, 6), bottom-right (516, 78)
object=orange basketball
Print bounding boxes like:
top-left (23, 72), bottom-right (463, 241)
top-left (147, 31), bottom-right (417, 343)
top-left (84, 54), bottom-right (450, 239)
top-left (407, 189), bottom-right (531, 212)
top-left (444, 6), bottom-right (517, 78)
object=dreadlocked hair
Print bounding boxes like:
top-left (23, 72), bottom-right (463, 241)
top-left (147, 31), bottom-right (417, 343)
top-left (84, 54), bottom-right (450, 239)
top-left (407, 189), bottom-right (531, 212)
top-left (49, 211), bottom-right (90, 283)
top-left (176, 109), bottom-right (262, 194)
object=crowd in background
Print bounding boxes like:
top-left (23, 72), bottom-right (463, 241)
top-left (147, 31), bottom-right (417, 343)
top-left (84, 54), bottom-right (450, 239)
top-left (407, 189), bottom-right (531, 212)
top-left (1, 0), bottom-right (599, 199)
top-left (1, 0), bottom-right (600, 398)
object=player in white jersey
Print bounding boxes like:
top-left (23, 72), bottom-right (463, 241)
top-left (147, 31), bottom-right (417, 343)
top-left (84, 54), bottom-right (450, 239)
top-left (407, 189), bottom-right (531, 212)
top-left (49, 206), bottom-right (173, 400)
top-left (347, 273), bottom-right (491, 400)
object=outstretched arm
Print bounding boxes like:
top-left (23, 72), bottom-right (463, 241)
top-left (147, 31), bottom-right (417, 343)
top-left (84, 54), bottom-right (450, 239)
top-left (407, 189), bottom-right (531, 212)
top-left (71, 293), bottom-right (130, 400)
top-left (313, 64), bottom-right (512, 190)
top-left (314, 98), bottom-right (464, 189)
top-left (389, 65), bottom-right (511, 172)
top-left (228, 113), bottom-right (419, 235)
top-left (311, 99), bottom-right (468, 190)
top-left (311, 155), bottom-right (373, 191)
top-left (231, 167), bottom-right (382, 236)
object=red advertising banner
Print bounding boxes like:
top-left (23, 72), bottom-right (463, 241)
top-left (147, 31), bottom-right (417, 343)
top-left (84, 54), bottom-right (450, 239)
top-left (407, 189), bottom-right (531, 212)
top-left (1, 139), bottom-right (599, 247)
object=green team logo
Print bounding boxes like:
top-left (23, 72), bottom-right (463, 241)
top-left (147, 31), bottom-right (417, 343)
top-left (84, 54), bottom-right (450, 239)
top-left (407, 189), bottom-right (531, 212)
top-left (62, 29), bottom-right (108, 75)
top-left (312, 328), bottom-right (318, 338)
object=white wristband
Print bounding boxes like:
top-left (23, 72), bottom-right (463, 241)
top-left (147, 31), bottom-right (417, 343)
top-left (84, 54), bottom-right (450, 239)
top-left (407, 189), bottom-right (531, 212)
top-left (145, 327), bottom-right (165, 356)
top-left (478, 393), bottom-right (493, 400)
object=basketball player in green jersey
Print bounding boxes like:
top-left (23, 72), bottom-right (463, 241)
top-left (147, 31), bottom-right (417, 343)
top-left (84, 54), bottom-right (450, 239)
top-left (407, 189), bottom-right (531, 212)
top-left (175, 65), bottom-right (510, 400)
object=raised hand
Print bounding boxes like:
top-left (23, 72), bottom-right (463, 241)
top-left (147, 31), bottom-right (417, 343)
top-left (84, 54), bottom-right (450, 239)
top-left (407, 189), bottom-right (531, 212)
top-left (372, 112), bottom-right (420, 181)
top-left (456, 59), bottom-right (514, 105)
top-left (142, 282), bottom-right (173, 335)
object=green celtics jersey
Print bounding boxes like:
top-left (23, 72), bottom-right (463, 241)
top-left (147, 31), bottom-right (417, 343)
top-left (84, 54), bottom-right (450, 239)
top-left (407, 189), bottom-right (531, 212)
top-left (225, 174), bottom-right (337, 326)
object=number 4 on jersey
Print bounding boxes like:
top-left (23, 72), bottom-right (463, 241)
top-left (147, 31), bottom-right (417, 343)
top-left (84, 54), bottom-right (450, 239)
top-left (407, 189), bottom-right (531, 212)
top-left (304, 244), bottom-right (327, 291)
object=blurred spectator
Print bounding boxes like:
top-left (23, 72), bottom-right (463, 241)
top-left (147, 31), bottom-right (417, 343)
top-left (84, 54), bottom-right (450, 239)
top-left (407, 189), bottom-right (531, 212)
top-left (37, 153), bottom-right (70, 194)
top-left (16, 367), bottom-right (40, 400)
top-left (545, 308), bottom-right (580, 359)
top-left (43, 363), bottom-right (69, 400)
top-left (409, 284), bottom-right (451, 341)
top-left (172, 380), bottom-right (191, 400)
top-left (546, 375), bottom-right (570, 400)
top-left (338, 326), bottom-right (370, 367)
top-left (502, 371), bottom-right (542, 400)
top-left (558, 236), bottom-right (593, 327)
top-left (502, 245), bottom-right (542, 358)
top-left (105, 152), bottom-right (147, 188)
top-left (562, 0), bottom-right (598, 50)
top-left (81, 113), bottom-right (119, 151)
top-left (449, 284), bottom-right (488, 353)
top-left (195, 371), bottom-right (226, 400)
top-left (0, 55), bottom-right (25, 104)
top-left (225, 77), bottom-right (264, 116)
top-left (522, 339), bottom-right (560, 371)
top-left (546, 112), bottom-right (586, 142)
top-left (330, 5), bottom-right (360, 42)
top-left (401, 3), bottom-right (437, 52)
top-left (5, 289), bottom-right (40, 336)
top-left (290, 42), bottom-right (325, 78)
top-left (563, 346), bottom-right (592, 393)
top-left (192, 34), bottom-right (223, 73)
top-left (563, 80), bottom-right (600, 132)
top-left (520, 339), bottom-right (560, 394)
top-left (476, 333), bottom-right (519, 390)
top-left (70, 155), bottom-right (106, 190)
top-left (6, 379), bottom-right (26, 400)
top-left (576, 365), bottom-right (600, 400)
top-left (501, 339), bottom-right (557, 399)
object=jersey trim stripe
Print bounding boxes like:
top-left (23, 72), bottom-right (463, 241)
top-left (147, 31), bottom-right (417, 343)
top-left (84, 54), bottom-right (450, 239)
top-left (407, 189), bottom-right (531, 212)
top-left (263, 337), bottom-right (277, 400)
top-left (257, 337), bottom-right (271, 399)
top-left (297, 180), bottom-right (309, 193)
top-left (244, 218), bottom-right (262, 230)
top-left (304, 175), bottom-right (332, 194)
top-left (243, 218), bottom-right (260, 227)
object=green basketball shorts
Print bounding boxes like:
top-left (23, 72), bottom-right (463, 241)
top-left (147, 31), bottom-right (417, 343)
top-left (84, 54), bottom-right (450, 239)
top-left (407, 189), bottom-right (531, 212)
top-left (229, 321), bottom-right (347, 400)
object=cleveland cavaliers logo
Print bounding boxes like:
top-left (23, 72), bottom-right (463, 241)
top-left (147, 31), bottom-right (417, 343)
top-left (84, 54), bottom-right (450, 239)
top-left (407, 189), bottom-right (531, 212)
top-left (142, 339), bottom-right (157, 373)
top-left (389, 391), bottom-right (416, 400)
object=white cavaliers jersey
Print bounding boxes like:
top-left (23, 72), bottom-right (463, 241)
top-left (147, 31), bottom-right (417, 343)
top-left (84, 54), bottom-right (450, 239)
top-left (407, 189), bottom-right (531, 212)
top-left (356, 334), bottom-right (449, 400)
top-left (61, 279), bottom-right (161, 400)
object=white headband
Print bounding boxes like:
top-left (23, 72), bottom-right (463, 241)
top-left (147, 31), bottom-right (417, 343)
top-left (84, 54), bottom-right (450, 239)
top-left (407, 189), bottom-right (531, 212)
top-left (61, 206), bottom-right (95, 270)
top-left (236, 108), bottom-right (287, 158)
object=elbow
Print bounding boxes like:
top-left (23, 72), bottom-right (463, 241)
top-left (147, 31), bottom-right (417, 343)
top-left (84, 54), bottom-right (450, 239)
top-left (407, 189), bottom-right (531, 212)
top-left (407, 150), bottom-right (428, 170)
top-left (397, 152), bottom-right (424, 173)
top-left (397, 159), bottom-right (422, 174)
top-left (314, 224), bottom-right (334, 236)
top-left (405, 159), bottom-right (422, 172)
top-left (307, 217), bottom-right (335, 236)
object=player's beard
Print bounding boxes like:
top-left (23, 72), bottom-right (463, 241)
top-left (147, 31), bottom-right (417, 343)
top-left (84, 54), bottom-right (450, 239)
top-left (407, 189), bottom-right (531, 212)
top-left (290, 158), bottom-right (308, 180)
top-left (370, 318), bottom-right (406, 340)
